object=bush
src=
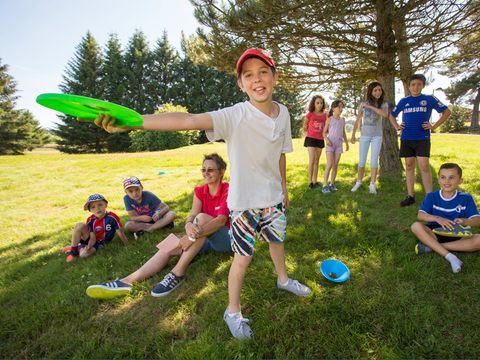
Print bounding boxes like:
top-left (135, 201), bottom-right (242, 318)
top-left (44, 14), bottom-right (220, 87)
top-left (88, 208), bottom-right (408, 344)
top-left (440, 105), bottom-right (471, 133)
top-left (129, 104), bottom-right (201, 151)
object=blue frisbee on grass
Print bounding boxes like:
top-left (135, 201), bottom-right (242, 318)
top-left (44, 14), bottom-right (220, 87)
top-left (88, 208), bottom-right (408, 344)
top-left (320, 259), bottom-right (350, 283)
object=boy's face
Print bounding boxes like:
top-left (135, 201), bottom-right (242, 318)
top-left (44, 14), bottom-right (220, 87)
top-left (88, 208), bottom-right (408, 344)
top-left (125, 186), bottom-right (143, 202)
top-left (237, 57), bottom-right (278, 106)
top-left (438, 168), bottom-right (462, 193)
top-left (89, 200), bottom-right (107, 219)
top-left (408, 79), bottom-right (424, 96)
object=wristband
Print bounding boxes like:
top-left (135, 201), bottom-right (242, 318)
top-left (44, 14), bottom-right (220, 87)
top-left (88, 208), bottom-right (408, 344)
top-left (188, 236), bottom-right (196, 242)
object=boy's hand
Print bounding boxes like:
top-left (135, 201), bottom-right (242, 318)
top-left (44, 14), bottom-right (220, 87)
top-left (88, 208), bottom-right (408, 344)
top-left (345, 143), bottom-right (349, 151)
top-left (435, 216), bottom-right (456, 230)
top-left (454, 218), bottom-right (466, 225)
top-left (422, 121), bottom-right (433, 130)
top-left (350, 136), bottom-right (356, 144)
top-left (93, 114), bottom-right (129, 133)
top-left (326, 139), bottom-right (332, 146)
top-left (152, 212), bottom-right (162, 222)
top-left (282, 189), bottom-right (289, 209)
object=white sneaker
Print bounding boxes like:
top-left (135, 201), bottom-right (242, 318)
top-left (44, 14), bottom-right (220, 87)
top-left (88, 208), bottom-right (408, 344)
top-left (224, 310), bottom-right (253, 340)
top-left (351, 182), bottom-right (362, 192)
top-left (369, 183), bottom-right (377, 194)
top-left (277, 278), bottom-right (311, 297)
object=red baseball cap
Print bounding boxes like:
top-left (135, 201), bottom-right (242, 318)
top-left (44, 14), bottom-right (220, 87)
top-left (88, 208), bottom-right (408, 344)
top-left (236, 48), bottom-right (276, 75)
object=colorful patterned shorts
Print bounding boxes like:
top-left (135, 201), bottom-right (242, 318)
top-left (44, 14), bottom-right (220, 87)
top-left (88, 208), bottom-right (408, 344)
top-left (230, 203), bottom-right (286, 256)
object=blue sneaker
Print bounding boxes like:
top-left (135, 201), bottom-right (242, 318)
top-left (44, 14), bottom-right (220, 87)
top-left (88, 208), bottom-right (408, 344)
top-left (322, 185), bottom-right (331, 194)
top-left (151, 272), bottom-right (184, 297)
top-left (329, 183), bottom-right (338, 191)
top-left (415, 242), bottom-right (433, 255)
top-left (86, 278), bottom-right (132, 299)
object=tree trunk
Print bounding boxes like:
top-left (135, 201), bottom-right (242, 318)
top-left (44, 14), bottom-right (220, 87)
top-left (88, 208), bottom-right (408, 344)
top-left (392, 9), bottom-right (413, 96)
top-left (470, 88), bottom-right (480, 130)
top-left (375, 0), bottom-right (403, 175)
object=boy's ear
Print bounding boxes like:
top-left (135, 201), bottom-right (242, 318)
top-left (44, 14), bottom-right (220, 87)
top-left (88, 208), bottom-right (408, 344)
top-left (237, 77), bottom-right (246, 92)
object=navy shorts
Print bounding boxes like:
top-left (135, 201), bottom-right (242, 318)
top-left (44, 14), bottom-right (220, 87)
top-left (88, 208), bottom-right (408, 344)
top-left (399, 139), bottom-right (430, 158)
top-left (79, 236), bottom-right (107, 250)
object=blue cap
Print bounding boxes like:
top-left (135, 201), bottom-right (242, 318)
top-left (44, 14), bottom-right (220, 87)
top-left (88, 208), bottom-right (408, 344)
top-left (84, 193), bottom-right (108, 210)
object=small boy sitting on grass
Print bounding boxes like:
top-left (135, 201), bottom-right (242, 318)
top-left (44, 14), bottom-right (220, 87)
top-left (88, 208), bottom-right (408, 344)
top-left (64, 194), bottom-right (128, 262)
top-left (122, 176), bottom-right (176, 239)
top-left (411, 163), bottom-right (480, 273)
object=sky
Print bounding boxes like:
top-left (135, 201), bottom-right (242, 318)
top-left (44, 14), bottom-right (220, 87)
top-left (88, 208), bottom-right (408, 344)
top-left (1, 0), bottom-right (451, 129)
top-left (1, 0), bottom-right (200, 129)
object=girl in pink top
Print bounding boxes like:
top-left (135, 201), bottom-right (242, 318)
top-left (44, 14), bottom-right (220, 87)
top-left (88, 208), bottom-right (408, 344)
top-left (303, 95), bottom-right (327, 189)
top-left (322, 100), bottom-right (349, 193)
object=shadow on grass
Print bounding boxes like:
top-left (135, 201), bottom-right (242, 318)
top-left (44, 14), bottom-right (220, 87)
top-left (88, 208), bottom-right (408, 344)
top-left (2, 161), bottom-right (480, 358)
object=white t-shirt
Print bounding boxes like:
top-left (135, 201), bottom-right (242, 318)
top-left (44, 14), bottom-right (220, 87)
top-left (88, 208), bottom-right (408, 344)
top-left (207, 101), bottom-right (293, 211)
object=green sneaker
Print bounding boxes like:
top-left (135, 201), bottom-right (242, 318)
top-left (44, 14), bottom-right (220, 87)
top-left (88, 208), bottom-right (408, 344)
top-left (433, 224), bottom-right (472, 238)
top-left (415, 242), bottom-right (432, 255)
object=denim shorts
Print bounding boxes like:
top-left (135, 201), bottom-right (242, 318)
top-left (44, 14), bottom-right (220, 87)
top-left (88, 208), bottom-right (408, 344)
top-left (199, 226), bottom-right (232, 254)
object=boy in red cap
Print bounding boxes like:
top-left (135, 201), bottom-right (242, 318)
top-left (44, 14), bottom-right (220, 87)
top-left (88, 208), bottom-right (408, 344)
top-left (86, 48), bottom-right (311, 340)
top-left (64, 194), bottom-right (128, 262)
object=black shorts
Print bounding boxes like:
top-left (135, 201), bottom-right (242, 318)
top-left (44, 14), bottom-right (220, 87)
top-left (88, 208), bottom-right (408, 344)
top-left (426, 224), bottom-right (461, 243)
top-left (304, 137), bottom-right (325, 148)
top-left (399, 139), bottom-right (430, 158)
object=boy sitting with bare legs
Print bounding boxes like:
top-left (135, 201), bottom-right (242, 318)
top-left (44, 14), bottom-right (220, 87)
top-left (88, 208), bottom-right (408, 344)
top-left (123, 176), bottom-right (176, 239)
top-left (411, 163), bottom-right (480, 273)
top-left (64, 194), bottom-right (128, 262)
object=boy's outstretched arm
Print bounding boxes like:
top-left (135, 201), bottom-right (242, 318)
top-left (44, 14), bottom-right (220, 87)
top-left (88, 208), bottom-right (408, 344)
top-left (90, 112), bottom-right (214, 133)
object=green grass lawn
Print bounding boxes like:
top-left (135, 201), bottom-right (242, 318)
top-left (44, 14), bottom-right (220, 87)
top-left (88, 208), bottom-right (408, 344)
top-left (1, 134), bottom-right (479, 359)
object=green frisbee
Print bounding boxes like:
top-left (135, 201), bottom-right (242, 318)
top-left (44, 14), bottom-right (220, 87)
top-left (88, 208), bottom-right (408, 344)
top-left (433, 224), bottom-right (472, 238)
top-left (36, 93), bottom-right (144, 127)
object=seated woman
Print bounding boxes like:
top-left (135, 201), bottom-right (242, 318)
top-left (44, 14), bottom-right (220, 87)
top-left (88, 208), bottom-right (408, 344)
top-left (86, 153), bottom-right (231, 298)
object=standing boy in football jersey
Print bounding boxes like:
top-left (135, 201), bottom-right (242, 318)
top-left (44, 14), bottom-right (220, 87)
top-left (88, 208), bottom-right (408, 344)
top-left (389, 74), bottom-right (451, 207)
top-left (64, 194), bottom-right (128, 262)
top-left (411, 163), bottom-right (480, 273)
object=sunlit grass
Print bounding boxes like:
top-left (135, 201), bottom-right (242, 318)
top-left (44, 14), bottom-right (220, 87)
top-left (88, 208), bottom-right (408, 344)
top-left (0, 134), bottom-right (479, 358)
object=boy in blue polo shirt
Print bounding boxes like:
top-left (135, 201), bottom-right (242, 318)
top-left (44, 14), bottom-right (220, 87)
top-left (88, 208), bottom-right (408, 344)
top-left (411, 163), bottom-right (480, 273)
top-left (389, 74), bottom-right (451, 207)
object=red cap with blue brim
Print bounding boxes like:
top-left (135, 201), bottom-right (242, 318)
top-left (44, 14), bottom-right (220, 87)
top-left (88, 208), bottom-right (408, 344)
top-left (123, 176), bottom-right (142, 190)
top-left (236, 48), bottom-right (276, 75)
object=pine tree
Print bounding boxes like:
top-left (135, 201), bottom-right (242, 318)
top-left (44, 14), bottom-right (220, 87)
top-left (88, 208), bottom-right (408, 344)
top-left (102, 33), bottom-right (131, 152)
top-left (148, 31), bottom-right (179, 108)
top-left (0, 59), bottom-right (45, 155)
top-left (124, 30), bottom-right (152, 114)
top-left (54, 32), bottom-right (109, 153)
